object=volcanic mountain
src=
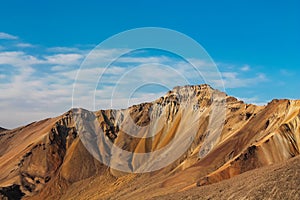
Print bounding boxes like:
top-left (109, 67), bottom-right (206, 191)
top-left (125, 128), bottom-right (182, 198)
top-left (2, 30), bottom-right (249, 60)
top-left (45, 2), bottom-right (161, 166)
top-left (0, 84), bottom-right (299, 199)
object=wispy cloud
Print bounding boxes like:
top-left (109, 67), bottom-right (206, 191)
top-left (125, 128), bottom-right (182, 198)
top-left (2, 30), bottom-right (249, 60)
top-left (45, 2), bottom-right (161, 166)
top-left (44, 53), bottom-right (83, 65)
top-left (47, 46), bottom-right (82, 53)
top-left (51, 65), bottom-right (73, 72)
top-left (15, 42), bottom-right (35, 48)
top-left (0, 51), bottom-right (42, 67)
top-left (280, 69), bottom-right (294, 76)
top-left (0, 33), bottom-right (270, 128)
top-left (0, 32), bottom-right (18, 40)
top-left (236, 96), bottom-right (268, 106)
top-left (240, 65), bottom-right (250, 71)
top-left (218, 72), bottom-right (267, 88)
top-left (0, 51), bottom-right (82, 128)
top-left (117, 56), bottom-right (171, 64)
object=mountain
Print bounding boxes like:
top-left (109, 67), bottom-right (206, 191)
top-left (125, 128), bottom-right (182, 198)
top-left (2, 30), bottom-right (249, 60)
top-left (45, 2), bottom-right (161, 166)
top-left (0, 127), bottom-right (7, 133)
top-left (0, 84), bottom-right (299, 200)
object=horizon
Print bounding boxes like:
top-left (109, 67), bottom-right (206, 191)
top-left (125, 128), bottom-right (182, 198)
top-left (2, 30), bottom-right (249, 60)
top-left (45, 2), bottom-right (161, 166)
top-left (0, 83), bottom-right (295, 130)
top-left (0, 1), bottom-right (299, 128)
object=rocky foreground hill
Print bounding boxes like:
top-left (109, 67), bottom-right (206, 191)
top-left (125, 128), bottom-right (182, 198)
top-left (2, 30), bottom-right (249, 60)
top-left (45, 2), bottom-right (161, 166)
top-left (0, 84), bottom-right (299, 199)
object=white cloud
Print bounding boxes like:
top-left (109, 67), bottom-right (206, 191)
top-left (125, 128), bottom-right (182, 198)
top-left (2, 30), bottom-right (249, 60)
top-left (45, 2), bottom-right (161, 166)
top-left (0, 51), bottom-right (82, 128)
top-left (81, 48), bottom-right (129, 67)
top-left (0, 66), bottom-right (74, 128)
top-left (0, 51), bottom-right (42, 67)
top-left (51, 65), bottom-right (71, 71)
top-left (222, 72), bottom-right (238, 79)
top-left (0, 37), bottom-right (270, 128)
top-left (44, 53), bottom-right (83, 65)
top-left (15, 43), bottom-right (35, 48)
top-left (240, 65), bottom-right (250, 71)
top-left (0, 32), bottom-right (18, 40)
top-left (214, 72), bottom-right (267, 89)
top-left (117, 56), bottom-right (171, 63)
top-left (47, 46), bottom-right (82, 53)
top-left (236, 96), bottom-right (268, 106)
top-left (0, 51), bottom-right (83, 68)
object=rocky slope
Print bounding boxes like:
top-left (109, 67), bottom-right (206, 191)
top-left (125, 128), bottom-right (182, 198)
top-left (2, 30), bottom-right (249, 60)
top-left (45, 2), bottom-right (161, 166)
top-left (0, 84), bottom-right (299, 199)
top-left (153, 154), bottom-right (300, 200)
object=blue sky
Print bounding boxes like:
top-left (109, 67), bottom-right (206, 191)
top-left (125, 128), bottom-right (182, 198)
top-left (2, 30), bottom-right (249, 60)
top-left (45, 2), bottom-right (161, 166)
top-left (0, 0), bottom-right (299, 128)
